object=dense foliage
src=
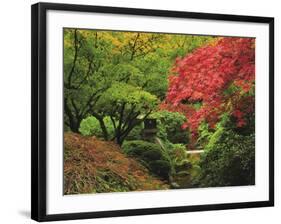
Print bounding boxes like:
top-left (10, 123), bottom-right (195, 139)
top-left (151, 110), bottom-right (189, 144)
top-left (64, 29), bottom-right (256, 194)
top-left (64, 29), bottom-right (212, 144)
top-left (79, 116), bottom-right (114, 139)
top-left (164, 37), bottom-right (255, 133)
top-left (96, 83), bottom-right (158, 145)
top-left (122, 140), bottom-right (171, 180)
top-left (196, 130), bottom-right (255, 187)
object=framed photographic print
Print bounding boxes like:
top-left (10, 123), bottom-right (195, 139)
top-left (31, 2), bottom-right (274, 222)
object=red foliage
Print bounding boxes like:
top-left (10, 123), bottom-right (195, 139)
top-left (164, 37), bottom-right (255, 132)
top-left (64, 133), bottom-right (168, 194)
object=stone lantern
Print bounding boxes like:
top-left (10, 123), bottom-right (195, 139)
top-left (142, 118), bottom-right (157, 141)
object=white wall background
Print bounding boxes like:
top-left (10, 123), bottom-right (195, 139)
top-left (0, 0), bottom-right (279, 223)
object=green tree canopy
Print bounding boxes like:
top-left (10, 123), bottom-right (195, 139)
top-left (63, 28), bottom-right (213, 142)
top-left (96, 83), bottom-right (158, 145)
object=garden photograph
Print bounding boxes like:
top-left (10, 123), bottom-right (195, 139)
top-left (63, 28), bottom-right (255, 195)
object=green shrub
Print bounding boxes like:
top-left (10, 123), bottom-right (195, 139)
top-left (149, 160), bottom-right (171, 179)
top-left (166, 143), bottom-right (187, 160)
top-left (122, 140), bottom-right (162, 156)
top-left (151, 110), bottom-right (189, 144)
top-left (163, 142), bottom-right (193, 179)
top-left (197, 130), bottom-right (255, 187)
top-left (122, 140), bottom-right (170, 179)
top-left (79, 116), bottom-right (114, 139)
top-left (175, 159), bottom-right (192, 173)
top-left (142, 149), bottom-right (163, 161)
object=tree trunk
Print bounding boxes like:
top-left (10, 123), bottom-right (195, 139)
top-left (91, 112), bottom-right (109, 140)
top-left (64, 97), bottom-right (80, 133)
top-left (68, 119), bottom-right (80, 133)
top-left (115, 135), bottom-right (123, 146)
top-left (97, 118), bottom-right (109, 140)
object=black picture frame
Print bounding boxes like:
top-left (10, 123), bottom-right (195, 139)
top-left (31, 2), bottom-right (274, 222)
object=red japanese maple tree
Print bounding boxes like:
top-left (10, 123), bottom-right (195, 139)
top-left (163, 37), bottom-right (255, 133)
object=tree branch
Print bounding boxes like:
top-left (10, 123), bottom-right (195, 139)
top-left (130, 33), bottom-right (140, 60)
top-left (67, 29), bottom-right (79, 89)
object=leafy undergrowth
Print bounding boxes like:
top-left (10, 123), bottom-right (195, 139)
top-left (64, 133), bottom-right (169, 194)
